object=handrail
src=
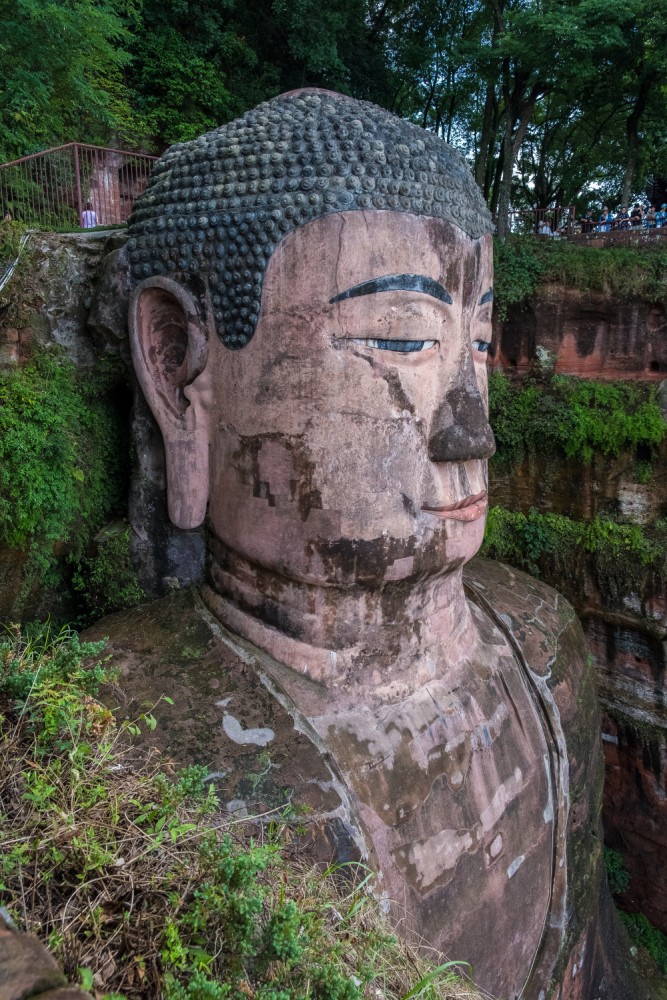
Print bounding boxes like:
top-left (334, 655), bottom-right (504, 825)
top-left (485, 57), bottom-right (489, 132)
top-left (0, 142), bottom-right (158, 170)
top-left (0, 143), bottom-right (158, 229)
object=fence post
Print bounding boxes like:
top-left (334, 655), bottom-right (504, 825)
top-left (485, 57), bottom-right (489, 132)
top-left (73, 143), bottom-right (83, 227)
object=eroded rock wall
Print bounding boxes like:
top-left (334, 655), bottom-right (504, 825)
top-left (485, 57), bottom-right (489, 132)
top-left (493, 285), bottom-right (667, 380)
top-left (491, 280), bottom-right (667, 935)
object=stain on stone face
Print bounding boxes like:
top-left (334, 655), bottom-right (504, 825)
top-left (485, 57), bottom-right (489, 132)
top-left (382, 369), bottom-right (415, 414)
top-left (428, 359), bottom-right (496, 462)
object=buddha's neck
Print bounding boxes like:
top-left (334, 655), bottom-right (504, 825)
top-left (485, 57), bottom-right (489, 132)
top-left (202, 538), bottom-right (480, 691)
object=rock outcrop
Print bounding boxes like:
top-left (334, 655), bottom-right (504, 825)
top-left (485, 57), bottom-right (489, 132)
top-left (493, 284), bottom-right (667, 380)
top-left (491, 279), bottom-right (667, 937)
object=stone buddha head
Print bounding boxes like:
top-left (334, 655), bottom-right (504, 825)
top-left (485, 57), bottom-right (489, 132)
top-left (128, 90), bottom-right (495, 605)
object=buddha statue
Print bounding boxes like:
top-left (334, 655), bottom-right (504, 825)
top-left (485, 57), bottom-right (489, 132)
top-left (122, 90), bottom-right (629, 999)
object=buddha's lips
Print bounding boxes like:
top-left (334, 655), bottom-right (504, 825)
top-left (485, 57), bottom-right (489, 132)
top-left (422, 490), bottom-right (488, 522)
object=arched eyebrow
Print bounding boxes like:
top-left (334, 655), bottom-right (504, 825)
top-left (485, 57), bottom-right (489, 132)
top-left (479, 288), bottom-right (493, 305)
top-left (330, 273), bottom-right (453, 305)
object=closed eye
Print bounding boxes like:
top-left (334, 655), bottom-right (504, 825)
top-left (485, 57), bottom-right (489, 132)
top-left (472, 339), bottom-right (491, 354)
top-left (350, 338), bottom-right (437, 353)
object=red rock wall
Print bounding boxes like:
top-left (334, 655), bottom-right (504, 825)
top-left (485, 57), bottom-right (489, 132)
top-left (491, 280), bottom-right (667, 936)
top-left (493, 285), bottom-right (667, 380)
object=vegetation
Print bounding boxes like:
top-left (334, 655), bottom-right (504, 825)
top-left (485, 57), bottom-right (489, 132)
top-left (2, 0), bottom-right (667, 231)
top-left (0, 350), bottom-right (134, 609)
top-left (493, 238), bottom-right (667, 319)
top-left (0, 219), bottom-right (27, 265)
top-left (604, 849), bottom-right (667, 978)
top-left (0, 622), bottom-right (480, 1000)
top-left (488, 370), bottom-right (666, 468)
top-left (620, 913), bottom-right (667, 976)
top-left (481, 506), bottom-right (667, 599)
top-left (605, 848), bottom-right (631, 896)
top-left (72, 523), bottom-right (145, 622)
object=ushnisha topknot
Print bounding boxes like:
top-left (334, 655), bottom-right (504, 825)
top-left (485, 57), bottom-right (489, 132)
top-left (127, 89), bottom-right (493, 349)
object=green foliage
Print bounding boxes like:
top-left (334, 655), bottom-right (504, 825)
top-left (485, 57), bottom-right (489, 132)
top-left (0, 350), bottom-right (128, 594)
top-left (72, 523), bottom-right (144, 622)
top-left (482, 506), bottom-right (667, 598)
top-left (493, 238), bottom-right (667, 319)
top-left (605, 848), bottom-right (630, 896)
top-left (0, 624), bottom-right (477, 1000)
top-left (0, 0), bottom-right (139, 160)
top-left (488, 370), bottom-right (666, 468)
top-left (0, 220), bottom-right (27, 263)
top-left (493, 238), bottom-right (548, 320)
top-left (620, 912), bottom-right (667, 975)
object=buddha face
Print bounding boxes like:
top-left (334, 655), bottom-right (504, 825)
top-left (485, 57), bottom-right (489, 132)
top-left (130, 211), bottom-right (495, 588)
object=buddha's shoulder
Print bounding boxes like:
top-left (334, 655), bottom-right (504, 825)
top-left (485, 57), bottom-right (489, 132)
top-left (463, 556), bottom-right (589, 688)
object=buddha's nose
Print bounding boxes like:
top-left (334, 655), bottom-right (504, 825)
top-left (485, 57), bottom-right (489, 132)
top-left (428, 356), bottom-right (496, 463)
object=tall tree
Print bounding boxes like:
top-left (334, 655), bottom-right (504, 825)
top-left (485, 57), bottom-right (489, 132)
top-left (0, 0), bottom-right (136, 159)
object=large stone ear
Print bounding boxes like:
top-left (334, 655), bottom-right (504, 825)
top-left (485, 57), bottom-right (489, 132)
top-left (129, 276), bottom-right (212, 530)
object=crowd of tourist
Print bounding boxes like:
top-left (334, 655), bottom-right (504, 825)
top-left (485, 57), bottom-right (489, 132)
top-left (578, 202), bottom-right (667, 232)
top-left (532, 200), bottom-right (667, 237)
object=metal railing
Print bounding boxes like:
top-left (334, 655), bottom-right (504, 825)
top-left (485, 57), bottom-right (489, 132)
top-left (0, 143), bottom-right (158, 230)
top-left (506, 206), bottom-right (576, 236)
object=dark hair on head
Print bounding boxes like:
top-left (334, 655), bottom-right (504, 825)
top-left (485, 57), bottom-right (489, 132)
top-left (128, 90), bottom-right (492, 350)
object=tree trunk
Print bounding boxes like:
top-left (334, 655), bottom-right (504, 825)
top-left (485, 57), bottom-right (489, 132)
top-left (475, 82), bottom-right (496, 189)
top-left (621, 73), bottom-right (653, 208)
top-left (496, 83), bottom-right (541, 237)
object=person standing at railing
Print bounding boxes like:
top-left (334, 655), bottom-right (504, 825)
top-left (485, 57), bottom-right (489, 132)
top-left (630, 203), bottom-right (643, 228)
top-left (645, 205), bottom-right (657, 228)
top-left (616, 206), bottom-right (631, 230)
top-left (598, 206), bottom-right (613, 232)
top-left (81, 202), bottom-right (97, 228)
top-left (656, 204), bottom-right (667, 228)
top-left (580, 209), bottom-right (595, 233)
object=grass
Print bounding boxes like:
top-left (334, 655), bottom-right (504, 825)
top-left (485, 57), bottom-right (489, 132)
top-left (493, 237), bottom-right (667, 319)
top-left (0, 623), bottom-right (484, 1000)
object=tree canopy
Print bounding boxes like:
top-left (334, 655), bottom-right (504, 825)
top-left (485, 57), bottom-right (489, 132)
top-left (1, 0), bottom-right (665, 231)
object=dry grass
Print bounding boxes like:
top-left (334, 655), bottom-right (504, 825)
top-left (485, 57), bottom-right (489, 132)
top-left (0, 623), bottom-right (488, 1000)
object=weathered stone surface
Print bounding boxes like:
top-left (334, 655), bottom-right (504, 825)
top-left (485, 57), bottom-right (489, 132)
top-left (492, 285), bottom-right (667, 380)
top-left (86, 576), bottom-right (646, 1000)
top-left (489, 427), bottom-right (667, 939)
top-left (491, 444), bottom-right (667, 528)
top-left (0, 231), bottom-right (113, 368)
top-left (0, 916), bottom-right (91, 1000)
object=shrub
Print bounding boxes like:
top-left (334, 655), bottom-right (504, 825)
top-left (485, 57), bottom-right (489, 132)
top-left (488, 371), bottom-right (665, 469)
top-left (0, 349), bottom-right (130, 600)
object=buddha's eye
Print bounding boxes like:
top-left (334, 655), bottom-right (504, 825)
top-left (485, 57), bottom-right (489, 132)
top-left (350, 338), bottom-right (436, 353)
top-left (472, 339), bottom-right (491, 354)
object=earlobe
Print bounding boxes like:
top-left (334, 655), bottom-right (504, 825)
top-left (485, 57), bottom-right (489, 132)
top-left (129, 276), bottom-right (212, 530)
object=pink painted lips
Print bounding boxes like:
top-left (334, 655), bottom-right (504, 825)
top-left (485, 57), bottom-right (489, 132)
top-left (422, 490), bottom-right (488, 522)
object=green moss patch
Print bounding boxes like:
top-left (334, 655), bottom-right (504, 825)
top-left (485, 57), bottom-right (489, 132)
top-left (481, 506), bottom-right (667, 602)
